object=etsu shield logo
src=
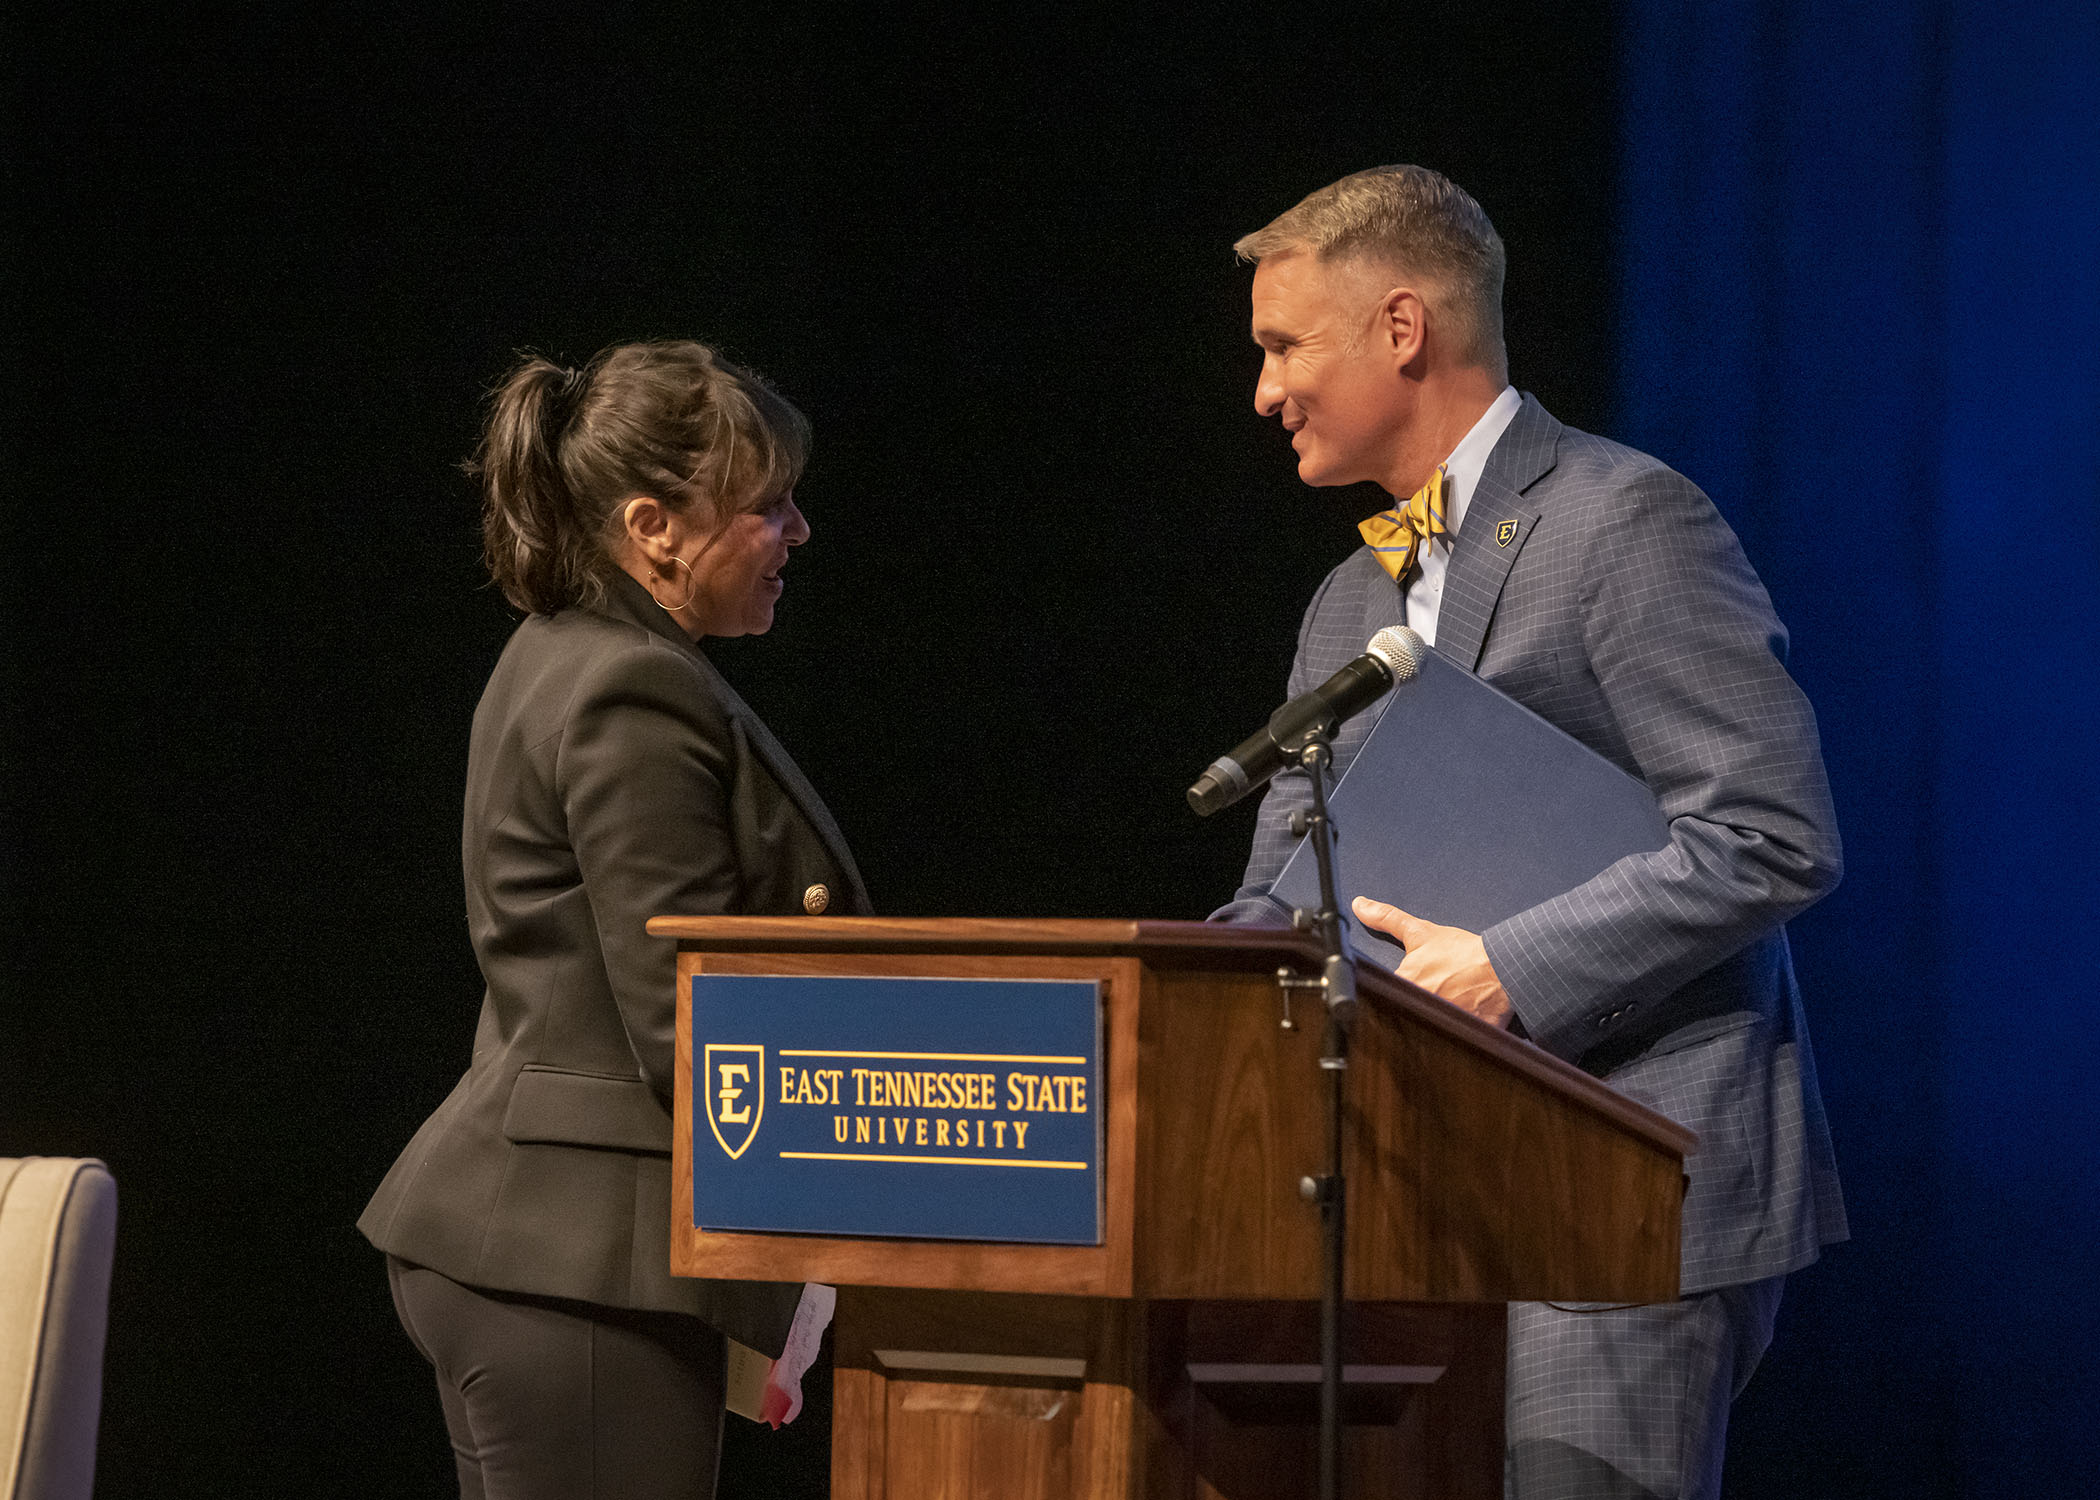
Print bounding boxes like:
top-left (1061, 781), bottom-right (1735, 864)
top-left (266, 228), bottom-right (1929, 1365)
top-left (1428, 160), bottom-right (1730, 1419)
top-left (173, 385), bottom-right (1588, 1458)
top-left (1496, 518), bottom-right (1520, 548)
top-left (703, 1044), bottom-right (766, 1160)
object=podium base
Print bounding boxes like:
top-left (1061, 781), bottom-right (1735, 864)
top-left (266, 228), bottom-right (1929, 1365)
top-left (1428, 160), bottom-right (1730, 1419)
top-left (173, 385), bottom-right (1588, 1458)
top-left (830, 1288), bottom-right (1504, 1500)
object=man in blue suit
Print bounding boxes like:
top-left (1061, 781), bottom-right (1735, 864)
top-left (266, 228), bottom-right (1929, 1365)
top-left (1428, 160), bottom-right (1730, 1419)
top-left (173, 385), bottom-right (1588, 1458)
top-left (1217, 165), bottom-right (1847, 1499)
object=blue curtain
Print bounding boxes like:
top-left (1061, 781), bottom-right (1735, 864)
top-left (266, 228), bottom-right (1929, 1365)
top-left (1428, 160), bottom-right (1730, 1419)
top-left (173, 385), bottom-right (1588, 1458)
top-left (1616, 2), bottom-right (2100, 1493)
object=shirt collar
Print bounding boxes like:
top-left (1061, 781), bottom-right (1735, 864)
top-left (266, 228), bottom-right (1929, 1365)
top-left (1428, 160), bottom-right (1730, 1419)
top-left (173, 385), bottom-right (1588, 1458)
top-left (1436, 384), bottom-right (1522, 539)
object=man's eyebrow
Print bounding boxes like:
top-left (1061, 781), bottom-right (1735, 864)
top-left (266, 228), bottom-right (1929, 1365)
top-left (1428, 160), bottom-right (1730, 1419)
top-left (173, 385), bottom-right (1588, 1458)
top-left (1252, 324), bottom-right (1292, 347)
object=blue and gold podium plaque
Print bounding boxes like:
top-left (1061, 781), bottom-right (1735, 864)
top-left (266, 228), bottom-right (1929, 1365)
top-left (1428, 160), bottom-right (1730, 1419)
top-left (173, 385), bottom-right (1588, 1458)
top-left (690, 974), bottom-right (1102, 1245)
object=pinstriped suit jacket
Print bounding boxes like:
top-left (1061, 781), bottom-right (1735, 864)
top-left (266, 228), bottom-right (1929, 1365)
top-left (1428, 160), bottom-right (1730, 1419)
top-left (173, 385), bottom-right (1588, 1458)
top-left (1219, 395), bottom-right (1848, 1293)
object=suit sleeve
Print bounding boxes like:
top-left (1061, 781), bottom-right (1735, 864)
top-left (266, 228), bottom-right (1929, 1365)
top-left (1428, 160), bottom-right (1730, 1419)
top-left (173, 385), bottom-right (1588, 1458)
top-left (1481, 471), bottom-right (1842, 1063)
top-left (555, 643), bottom-right (740, 1099)
top-left (1211, 571), bottom-right (1343, 925)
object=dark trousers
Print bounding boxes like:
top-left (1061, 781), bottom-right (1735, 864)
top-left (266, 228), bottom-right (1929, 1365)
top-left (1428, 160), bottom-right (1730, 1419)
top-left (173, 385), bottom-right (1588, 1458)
top-left (387, 1257), bottom-right (728, 1500)
top-left (1505, 1276), bottom-right (1786, 1500)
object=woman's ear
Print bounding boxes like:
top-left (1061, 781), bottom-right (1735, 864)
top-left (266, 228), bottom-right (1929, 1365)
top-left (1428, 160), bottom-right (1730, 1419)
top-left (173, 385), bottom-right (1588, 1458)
top-left (620, 496), bottom-right (674, 557)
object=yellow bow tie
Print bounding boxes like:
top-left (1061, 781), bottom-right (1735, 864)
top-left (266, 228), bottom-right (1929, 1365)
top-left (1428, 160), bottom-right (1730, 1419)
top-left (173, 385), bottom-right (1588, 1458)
top-left (1359, 466), bottom-right (1449, 583)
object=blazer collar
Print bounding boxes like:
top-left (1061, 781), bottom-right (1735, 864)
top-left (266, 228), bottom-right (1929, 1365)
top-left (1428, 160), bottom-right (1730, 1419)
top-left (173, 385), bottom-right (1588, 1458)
top-left (600, 568), bottom-right (697, 652)
top-left (1431, 393), bottom-right (1562, 671)
top-left (594, 573), bottom-right (872, 910)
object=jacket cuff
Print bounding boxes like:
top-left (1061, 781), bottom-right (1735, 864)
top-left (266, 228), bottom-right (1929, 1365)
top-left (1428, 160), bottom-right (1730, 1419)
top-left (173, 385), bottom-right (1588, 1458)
top-left (1482, 910), bottom-right (1644, 1064)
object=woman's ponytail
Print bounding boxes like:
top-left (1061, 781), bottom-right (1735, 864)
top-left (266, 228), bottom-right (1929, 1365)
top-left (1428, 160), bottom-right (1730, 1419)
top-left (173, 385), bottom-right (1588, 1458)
top-left (476, 358), bottom-right (595, 614)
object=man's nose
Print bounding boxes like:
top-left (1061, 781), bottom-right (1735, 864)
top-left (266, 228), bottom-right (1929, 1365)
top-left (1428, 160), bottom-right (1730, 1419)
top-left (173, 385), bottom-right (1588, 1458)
top-left (1254, 357), bottom-right (1285, 417)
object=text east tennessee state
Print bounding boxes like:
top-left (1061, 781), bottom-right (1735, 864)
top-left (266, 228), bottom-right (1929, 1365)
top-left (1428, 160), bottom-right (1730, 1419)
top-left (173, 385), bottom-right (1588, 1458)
top-left (778, 1065), bottom-right (1089, 1154)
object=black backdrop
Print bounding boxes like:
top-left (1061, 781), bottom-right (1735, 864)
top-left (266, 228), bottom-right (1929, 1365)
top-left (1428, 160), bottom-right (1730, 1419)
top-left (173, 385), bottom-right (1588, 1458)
top-left (4, 8), bottom-right (1618, 1495)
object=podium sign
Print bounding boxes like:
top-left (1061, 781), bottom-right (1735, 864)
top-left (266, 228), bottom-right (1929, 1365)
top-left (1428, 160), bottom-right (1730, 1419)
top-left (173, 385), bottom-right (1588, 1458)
top-left (689, 973), bottom-right (1103, 1245)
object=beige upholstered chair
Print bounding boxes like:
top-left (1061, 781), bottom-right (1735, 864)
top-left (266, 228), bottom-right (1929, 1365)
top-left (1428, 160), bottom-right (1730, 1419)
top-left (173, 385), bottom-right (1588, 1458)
top-left (1, 1160), bottom-right (117, 1500)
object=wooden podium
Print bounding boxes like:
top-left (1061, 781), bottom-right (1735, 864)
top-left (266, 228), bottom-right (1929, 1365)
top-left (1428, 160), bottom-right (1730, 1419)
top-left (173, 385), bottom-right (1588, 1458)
top-left (652, 916), bottom-right (1693, 1499)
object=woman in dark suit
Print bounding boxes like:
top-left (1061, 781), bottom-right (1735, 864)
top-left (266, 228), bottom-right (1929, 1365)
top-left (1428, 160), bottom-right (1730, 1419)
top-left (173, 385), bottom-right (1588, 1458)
top-left (359, 340), bottom-right (869, 1499)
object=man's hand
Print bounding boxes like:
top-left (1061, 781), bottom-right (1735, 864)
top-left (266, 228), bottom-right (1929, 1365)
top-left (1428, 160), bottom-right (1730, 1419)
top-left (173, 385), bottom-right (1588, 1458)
top-left (1351, 897), bottom-right (1515, 1029)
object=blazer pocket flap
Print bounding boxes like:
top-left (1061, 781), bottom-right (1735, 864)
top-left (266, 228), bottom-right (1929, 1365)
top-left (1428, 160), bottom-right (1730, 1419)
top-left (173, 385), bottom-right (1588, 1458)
top-left (501, 1067), bottom-right (673, 1155)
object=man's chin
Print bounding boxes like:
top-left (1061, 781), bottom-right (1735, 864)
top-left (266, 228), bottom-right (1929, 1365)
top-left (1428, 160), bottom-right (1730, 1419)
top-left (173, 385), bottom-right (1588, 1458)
top-left (1294, 453), bottom-right (1347, 487)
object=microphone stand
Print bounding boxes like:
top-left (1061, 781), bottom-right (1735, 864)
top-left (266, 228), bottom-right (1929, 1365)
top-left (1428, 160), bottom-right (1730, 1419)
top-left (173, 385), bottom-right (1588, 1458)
top-left (1286, 728), bottom-right (1356, 1500)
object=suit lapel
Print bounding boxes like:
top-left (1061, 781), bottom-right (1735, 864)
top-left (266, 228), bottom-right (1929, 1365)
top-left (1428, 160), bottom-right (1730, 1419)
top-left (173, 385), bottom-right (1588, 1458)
top-left (706, 665), bottom-right (873, 910)
top-left (1358, 553), bottom-right (1410, 649)
top-left (1432, 394), bottom-right (1561, 671)
top-left (599, 575), bottom-right (872, 910)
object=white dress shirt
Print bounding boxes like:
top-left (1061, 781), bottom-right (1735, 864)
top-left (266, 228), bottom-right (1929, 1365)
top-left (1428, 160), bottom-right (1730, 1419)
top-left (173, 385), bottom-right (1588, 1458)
top-left (1404, 384), bottom-right (1522, 647)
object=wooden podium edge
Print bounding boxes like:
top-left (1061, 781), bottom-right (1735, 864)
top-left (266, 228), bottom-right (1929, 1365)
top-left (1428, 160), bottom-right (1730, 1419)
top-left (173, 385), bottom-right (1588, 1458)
top-left (652, 915), bottom-right (1696, 1158)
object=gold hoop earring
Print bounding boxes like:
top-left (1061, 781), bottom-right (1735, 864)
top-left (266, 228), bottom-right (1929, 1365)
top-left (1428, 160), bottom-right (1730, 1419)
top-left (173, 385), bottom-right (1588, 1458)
top-left (648, 555), bottom-right (698, 614)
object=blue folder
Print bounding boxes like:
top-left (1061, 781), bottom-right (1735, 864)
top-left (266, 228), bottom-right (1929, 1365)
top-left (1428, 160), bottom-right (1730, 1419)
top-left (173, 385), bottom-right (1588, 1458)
top-left (1269, 649), bottom-right (1670, 972)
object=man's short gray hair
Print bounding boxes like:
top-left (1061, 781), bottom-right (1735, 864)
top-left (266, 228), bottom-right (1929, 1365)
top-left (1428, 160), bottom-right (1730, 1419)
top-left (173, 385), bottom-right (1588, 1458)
top-left (1235, 165), bottom-right (1507, 377)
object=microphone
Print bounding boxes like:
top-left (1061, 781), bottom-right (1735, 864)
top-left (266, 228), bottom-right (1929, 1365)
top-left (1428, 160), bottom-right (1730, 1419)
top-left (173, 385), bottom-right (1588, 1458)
top-left (1186, 627), bottom-right (1428, 816)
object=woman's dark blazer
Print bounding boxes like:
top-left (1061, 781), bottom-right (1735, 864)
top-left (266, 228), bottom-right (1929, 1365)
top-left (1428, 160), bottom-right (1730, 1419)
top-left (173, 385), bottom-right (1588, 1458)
top-left (359, 572), bottom-right (870, 1355)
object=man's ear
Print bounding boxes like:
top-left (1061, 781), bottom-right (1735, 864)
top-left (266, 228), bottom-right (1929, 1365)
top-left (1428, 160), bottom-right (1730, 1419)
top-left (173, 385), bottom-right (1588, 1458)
top-left (1379, 285), bottom-right (1430, 371)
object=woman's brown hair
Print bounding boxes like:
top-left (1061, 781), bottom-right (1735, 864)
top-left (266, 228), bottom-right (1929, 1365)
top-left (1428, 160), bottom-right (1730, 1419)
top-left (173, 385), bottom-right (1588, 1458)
top-left (473, 340), bottom-right (811, 615)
